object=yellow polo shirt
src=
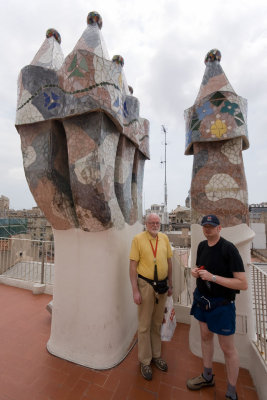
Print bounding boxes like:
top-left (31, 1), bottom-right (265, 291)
top-left (129, 231), bottom-right (173, 280)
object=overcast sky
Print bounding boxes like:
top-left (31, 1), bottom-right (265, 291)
top-left (1, 0), bottom-right (267, 212)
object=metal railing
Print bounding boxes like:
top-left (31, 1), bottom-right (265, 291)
top-left (251, 262), bottom-right (267, 364)
top-left (0, 237), bottom-right (54, 285)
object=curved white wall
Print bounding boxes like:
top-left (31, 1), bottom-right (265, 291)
top-left (47, 223), bottom-right (141, 369)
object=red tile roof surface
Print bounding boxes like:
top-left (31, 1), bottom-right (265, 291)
top-left (0, 285), bottom-right (258, 400)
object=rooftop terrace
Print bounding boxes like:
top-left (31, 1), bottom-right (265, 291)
top-left (0, 284), bottom-right (259, 400)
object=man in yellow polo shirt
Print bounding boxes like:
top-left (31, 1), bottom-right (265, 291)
top-left (129, 213), bottom-right (173, 380)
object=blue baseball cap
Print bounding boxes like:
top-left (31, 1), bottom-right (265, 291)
top-left (201, 214), bottom-right (220, 226)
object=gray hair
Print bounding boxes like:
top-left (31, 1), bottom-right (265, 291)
top-left (145, 213), bottom-right (161, 224)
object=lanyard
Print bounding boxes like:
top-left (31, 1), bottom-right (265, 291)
top-left (149, 235), bottom-right (160, 303)
top-left (149, 236), bottom-right (158, 264)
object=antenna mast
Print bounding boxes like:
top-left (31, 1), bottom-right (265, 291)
top-left (161, 125), bottom-right (168, 231)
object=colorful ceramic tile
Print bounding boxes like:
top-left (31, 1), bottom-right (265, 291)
top-left (15, 12), bottom-right (149, 231)
top-left (185, 50), bottom-right (249, 227)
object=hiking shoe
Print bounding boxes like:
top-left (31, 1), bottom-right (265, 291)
top-left (140, 364), bottom-right (152, 380)
top-left (152, 357), bottom-right (168, 372)
top-left (187, 374), bottom-right (215, 390)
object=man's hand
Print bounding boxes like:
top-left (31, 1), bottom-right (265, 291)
top-left (192, 265), bottom-right (213, 281)
top-left (191, 267), bottom-right (200, 278)
top-left (198, 269), bottom-right (213, 281)
top-left (167, 287), bottom-right (173, 297)
top-left (133, 289), bottom-right (142, 305)
top-left (130, 260), bottom-right (142, 304)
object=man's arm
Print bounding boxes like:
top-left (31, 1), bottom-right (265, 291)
top-left (198, 270), bottom-right (248, 291)
top-left (167, 257), bottom-right (173, 296)
top-left (129, 259), bottom-right (142, 305)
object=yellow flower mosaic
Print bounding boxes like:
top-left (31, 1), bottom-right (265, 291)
top-left (211, 119), bottom-right (227, 138)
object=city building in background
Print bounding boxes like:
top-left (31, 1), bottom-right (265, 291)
top-left (146, 202), bottom-right (191, 247)
top-left (169, 204), bottom-right (191, 228)
top-left (145, 203), bottom-right (165, 221)
top-left (145, 200), bottom-right (267, 252)
top-left (0, 195), bottom-right (10, 217)
top-left (2, 194), bottom-right (267, 254)
top-left (167, 204), bottom-right (191, 247)
top-left (0, 196), bottom-right (53, 241)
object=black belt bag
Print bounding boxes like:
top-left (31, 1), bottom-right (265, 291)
top-left (197, 297), bottom-right (231, 311)
top-left (138, 274), bottom-right (169, 294)
top-left (193, 289), bottom-right (231, 311)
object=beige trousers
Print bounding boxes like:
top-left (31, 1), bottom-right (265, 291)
top-left (137, 277), bottom-right (168, 365)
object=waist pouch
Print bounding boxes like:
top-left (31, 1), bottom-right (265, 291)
top-left (193, 289), bottom-right (231, 311)
top-left (138, 274), bottom-right (169, 294)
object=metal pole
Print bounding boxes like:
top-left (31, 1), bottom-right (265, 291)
top-left (161, 125), bottom-right (168, 231)
top-left (162, 125), bottom-right (167, 209)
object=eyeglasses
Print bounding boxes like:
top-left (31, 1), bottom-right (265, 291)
top-left (147, 222), bottom-right (160, 226)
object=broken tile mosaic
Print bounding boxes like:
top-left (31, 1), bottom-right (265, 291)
top-left (15, 12), bottom-right (149, 231)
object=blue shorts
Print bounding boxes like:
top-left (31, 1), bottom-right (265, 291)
top-left (190, 288), bottom-right (236, 336)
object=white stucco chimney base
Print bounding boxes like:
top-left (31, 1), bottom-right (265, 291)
top-left (47, 223), bottom-right (141, 369)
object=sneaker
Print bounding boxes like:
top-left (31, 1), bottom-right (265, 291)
top-left (187, 374), bottom-right (215, 390)
top-left (226, 394), bottom-right (238, 400)
top-left (152, 357), bottom-right (168, 372)
top-left (140, 363), bottom-right (152, 380)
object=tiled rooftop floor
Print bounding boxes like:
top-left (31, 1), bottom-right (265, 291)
top-left (0, 284), bottom-right (259, 400)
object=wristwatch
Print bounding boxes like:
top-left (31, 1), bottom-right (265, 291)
top-left (212, 275), bottom-right (216, 282)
